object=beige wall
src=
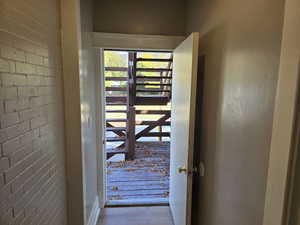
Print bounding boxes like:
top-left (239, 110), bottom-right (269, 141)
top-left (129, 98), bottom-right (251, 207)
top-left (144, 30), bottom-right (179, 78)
top-left (0, 0), bottom-right (67, 224)
top-left (186, 0), bottom-right (284, 224)
top-left (93, 0), bottom-right (187, 36)
top-left (79, 0), bottom-right (99, 222)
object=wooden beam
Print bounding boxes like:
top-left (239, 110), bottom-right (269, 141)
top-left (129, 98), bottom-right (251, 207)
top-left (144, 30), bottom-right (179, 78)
top-left (135, 110), bottom-right (170, 115)
top-left (126, 106), bottom-right (136, 160)
top-left (105, 67), bottom-right (128, 71)
top-left (105, 77), bottom-right (128, 81)
top-left (136, 58), bottom-right (173, 62)
top-left (135, 113), bottom-right (170, 140)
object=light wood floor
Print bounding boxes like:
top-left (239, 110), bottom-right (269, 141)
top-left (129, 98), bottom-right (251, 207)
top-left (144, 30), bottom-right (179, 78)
top-left (97, 206), bottom-right (174, 225)
top-left (107, 142), bottom-right (170, 205)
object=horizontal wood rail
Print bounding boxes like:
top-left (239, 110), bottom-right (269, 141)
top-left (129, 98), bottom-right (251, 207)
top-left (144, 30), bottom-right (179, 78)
top-left (136, 76), bottom-right (172, 80)
top-left (136, 89), bottom-right (171, 93)
top-left (136, 68), bottom-right (172, 72)
top-left (135, 110), bottom-right (170, 114)
top-left (106, 96), bottom-right (127, 103)
top-left (142, 132), bottom-right (170, 137)
top-left (105, 67), bottom-right (128, 71)
top-left (135, 112), bottom-right (171, 140)
top-left (106, 136), bottom-right (126, 142)
top-left (136, 83), bottom-right (172, 87)
top-left (106, 110), bottom-right (127, 113)
top-left (136, 121), bottom-right (170, 126)
top-left (106, 122), bottom-right (126, 137)
top-left (105, 77), bottom-right (128, 81)
top-left (136, 58), bottom-right (173, 62)
top-left (106, 87), bottom-right (127, 92)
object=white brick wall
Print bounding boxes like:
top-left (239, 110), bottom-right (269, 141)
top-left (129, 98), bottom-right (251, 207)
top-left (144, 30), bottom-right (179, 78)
top-left (0, 1), bottom-right (67, 225)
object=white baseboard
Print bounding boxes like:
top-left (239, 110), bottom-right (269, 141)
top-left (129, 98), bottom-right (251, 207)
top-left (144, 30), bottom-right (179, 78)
top-left (87, 197), bottom-right (101, 225)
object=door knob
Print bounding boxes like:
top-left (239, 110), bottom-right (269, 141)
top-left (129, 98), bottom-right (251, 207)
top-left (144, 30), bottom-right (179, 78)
top-left (178, 167), bottom-right (187, 173)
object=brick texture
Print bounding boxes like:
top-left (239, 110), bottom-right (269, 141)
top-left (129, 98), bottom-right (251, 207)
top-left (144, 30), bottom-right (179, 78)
top-left (0, 0), bottom-right (67, 225)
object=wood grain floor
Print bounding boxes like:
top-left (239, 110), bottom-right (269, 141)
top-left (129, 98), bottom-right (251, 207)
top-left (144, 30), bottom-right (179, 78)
top-left (106, 142), bottom-right (170, 205)
top-left (97, 206), bottom-right (174, 225)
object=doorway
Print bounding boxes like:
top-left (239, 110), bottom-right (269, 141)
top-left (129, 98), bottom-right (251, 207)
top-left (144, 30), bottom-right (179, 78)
top-left (103, 50), bottom-right (173, 206)
top-left (96, 33), bottom-right (199, 225)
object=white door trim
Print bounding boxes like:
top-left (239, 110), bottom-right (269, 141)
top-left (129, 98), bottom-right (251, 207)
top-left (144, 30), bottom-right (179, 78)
top-left (92, 32), bottom-right (185, 51)
top-left (94, 49), bottom-right (107, 207)
top-left (263, 0), bottom-right (300, 223)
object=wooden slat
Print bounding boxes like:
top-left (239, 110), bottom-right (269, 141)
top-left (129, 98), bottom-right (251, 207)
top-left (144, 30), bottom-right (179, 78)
top-left (105, 77), bottom-right (128, 81)
top-left (136, 121), bottom-right (170, 126)
top-left (106, 118), bottom-right (127, 122)
top-left (136, 113), bottom-right (171, 140)
top-left (106, 110), bottom-right (127, 113)
top-left (135, 110), bottom-right (170, 115)
top-left (105, 67), bottom-right (128, 71)
top-left (136, 83), bottom-right (172, 87)
top-left (136, 88), bottom-right (171, 93)
top-left (136, 58), bottom-right (173, 62)
top-left (106, 122), bottom-right (126, 137)
top-left (106, 96), bottom-right (127, 103)
top-left (106, 127), bottom-right (126, 132)
top-left (106, 136), bottom-right (126, 142)
top-left (106, 87), bottom-right (127, 92)
top-left (106, 102), bottom-right (127, 106)
top-left (136, 76), bottom-right (172, 80)
top-left (142, 132), bottom-right (170, 137)
top-left (135, 96), bottom-right (170, 105)
top-left (136, 68), bottom-right (172, 72)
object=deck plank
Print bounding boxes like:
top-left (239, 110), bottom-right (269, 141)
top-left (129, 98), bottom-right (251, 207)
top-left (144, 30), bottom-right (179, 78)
top-left (106, 142), bottom-right (170, 204)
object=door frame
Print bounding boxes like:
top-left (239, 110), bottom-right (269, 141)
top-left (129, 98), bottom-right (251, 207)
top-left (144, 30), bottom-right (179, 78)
top-left (93, 32), bottom-right (185, 207)
top-left (262, 0), bottom-right (300, 223)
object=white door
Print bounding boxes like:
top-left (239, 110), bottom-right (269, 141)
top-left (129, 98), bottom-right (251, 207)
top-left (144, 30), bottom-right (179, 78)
top-left (170, 33), bottom-right (199, 225)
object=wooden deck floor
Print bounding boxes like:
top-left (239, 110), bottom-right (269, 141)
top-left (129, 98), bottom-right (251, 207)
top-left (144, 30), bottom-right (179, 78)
top-left (106, 142), bottom-right (170, 205)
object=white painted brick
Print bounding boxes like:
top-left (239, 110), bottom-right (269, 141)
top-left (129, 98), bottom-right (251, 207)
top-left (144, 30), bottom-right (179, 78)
top-left (35, 66), bottom-right (49, 76)
top-left (30, 116), bottom-right (47, 129)
top-left (0, 157), bottom-right (9, 173)
top-left (16, 62), bottom-right (35, 74)
top-left (0, 129), bottom-right (8, 143)
top-left (0, 46), bottom-right (25, 62)
top-left (11, 143), bottom-right (33, 166)
top-left (37, 87), bottom-right (51, 96)
top-left (4, 98), bottom-right (30, 113)
top-left (17, 87), bottom-right (38, 97)
top-left (0, 173), bottom-right (4, 189)
top-left (25, 53), bottom-right (43, 66)
top-left (1, 73), bottom-right (27, 86)
top-left (0, 112), bottom-right (20, 128)
top-left (2, 137), bottom-right (21, 156)
top-left (27, 75), bottom-right (40, 86)
top-left (0, 58), bottom-right (10, 72)
top-left (3, 121), bottom-right (30, 140)
top-left (4, 150), bottom-right (41, 183)
top-left (9, 61), bottom-right (16, 73)
top-left (0, 87), bottom-right (18, 99)
top-left (0, 101), bottom-right (4, 114)
top-left (43, 57), bottom-right (49, 67)
top-left (19, 108), bottom-right (37, 122)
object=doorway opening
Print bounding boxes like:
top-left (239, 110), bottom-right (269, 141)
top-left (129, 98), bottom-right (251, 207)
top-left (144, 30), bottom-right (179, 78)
top-left (103, 50), bottom-right (173, 206)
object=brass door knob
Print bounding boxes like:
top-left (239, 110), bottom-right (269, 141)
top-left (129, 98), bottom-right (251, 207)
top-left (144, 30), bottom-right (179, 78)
top-left (178, 167), bottom-right (187, 173)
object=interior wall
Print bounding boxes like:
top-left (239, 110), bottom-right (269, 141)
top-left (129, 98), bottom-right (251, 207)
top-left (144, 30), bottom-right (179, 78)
top-left (186, 0), bottom-right (284, 224)
top-left (0, 0), bottom-right (67, 224)
top-left (93, 0), bottom-right (187, 36)
top-left (79, 0), bottom-right (99, 222)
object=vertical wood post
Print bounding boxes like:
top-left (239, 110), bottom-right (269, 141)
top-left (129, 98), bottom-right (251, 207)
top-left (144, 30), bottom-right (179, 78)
top-left (126, 106), bottom-right (136, 160)
top-left (126, 52), bottom-right (137, 160)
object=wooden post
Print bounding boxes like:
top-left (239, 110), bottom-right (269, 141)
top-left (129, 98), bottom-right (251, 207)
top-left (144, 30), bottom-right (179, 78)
top-left (126, 52), bottom-right (137, 160)
top-left (126, 106), bottom-right (136, 160)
